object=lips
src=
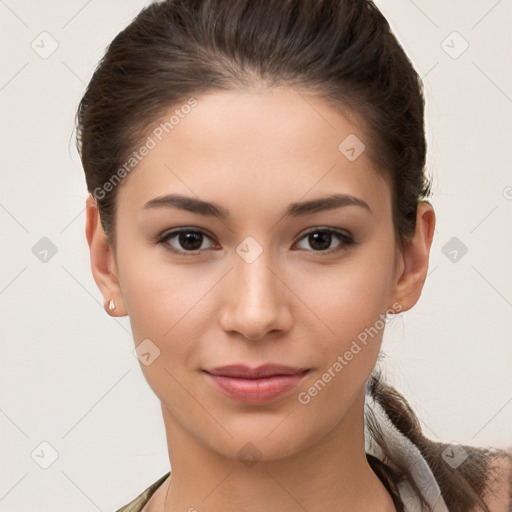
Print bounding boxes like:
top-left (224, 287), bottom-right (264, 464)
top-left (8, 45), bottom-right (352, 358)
top-left (203, 364), bottom-right (310, 403)
top-left (204, 364), bottom-right (309, 378)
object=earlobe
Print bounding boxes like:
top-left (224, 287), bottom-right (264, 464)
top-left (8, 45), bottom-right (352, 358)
top-left (390, 201), bottom-right (436, 313)
top-left (85, 195), bottom-right (126, 316)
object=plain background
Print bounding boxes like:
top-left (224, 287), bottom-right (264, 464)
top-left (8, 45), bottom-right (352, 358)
top-left (0, 0), bottom-right (511, 510)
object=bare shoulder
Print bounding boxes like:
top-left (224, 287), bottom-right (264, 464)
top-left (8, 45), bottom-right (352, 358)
top-left (480, 447), bottom-right (512, 512)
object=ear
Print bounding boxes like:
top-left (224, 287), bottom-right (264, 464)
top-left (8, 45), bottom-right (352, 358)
top-left (389, 201), bottom-right (436, 313)
top-left (85, 194), bottom-right (127, 316)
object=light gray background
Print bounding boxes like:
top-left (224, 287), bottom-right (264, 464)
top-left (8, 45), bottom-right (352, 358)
top-left (1, 0), bottom-right (511, 511)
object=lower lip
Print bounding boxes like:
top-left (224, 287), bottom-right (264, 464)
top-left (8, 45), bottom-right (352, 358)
top-left (203, 371), bottom-right (308, 404)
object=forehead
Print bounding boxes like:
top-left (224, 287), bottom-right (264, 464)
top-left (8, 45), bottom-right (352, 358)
top-left (116, 86), bottom-right (392, 218)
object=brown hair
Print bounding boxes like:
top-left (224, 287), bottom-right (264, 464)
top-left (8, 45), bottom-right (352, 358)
top-left (75, 1), bottom-right (508, 510)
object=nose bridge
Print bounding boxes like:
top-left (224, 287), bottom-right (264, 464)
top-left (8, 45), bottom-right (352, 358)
top-left (220, 237), bottom-right (289, 339)
top-left (237, 248), bottom-right (276, 305)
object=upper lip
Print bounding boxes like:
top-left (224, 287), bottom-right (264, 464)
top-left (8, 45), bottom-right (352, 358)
top-left (204, 364), bottom-right (309, 379)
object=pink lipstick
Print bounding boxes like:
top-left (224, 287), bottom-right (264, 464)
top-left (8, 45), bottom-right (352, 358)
top-left (203, 364), bottom-right (309, 404)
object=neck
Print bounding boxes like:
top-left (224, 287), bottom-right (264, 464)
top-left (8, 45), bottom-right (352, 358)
top-left (156, 392), bottom-right (397, 512)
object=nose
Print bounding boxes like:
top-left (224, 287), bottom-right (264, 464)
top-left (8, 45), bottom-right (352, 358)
top-left (218, 247), bottom-right (293, 341)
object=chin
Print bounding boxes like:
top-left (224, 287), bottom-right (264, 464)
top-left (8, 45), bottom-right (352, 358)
top-left (204, 419), bottom-right (322, 465)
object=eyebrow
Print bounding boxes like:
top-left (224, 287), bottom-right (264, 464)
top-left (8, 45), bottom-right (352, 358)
top-left (143, 193), bottom-right (372, 219)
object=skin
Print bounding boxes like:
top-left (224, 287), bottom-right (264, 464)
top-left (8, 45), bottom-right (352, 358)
top-left (86, 86), bottom-right (435, 512)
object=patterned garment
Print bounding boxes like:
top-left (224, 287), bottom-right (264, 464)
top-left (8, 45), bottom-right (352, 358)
top-left (114, 472), bottom-right (169, 512)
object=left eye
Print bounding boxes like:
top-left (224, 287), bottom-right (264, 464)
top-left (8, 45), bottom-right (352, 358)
top-left (294, 228), bottom-right (354, 253)
top-left (157, 228), bottom-right (353, 254)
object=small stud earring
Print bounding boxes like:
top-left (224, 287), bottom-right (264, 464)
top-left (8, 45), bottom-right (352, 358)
top-left (108, 299), bottom-right (116, 311)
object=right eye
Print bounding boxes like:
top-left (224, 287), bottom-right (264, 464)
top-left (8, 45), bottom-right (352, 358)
top-left (157, 228), bottom-right (218, 254)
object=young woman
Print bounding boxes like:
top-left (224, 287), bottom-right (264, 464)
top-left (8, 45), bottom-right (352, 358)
top-left (76, 0), bottom-right (511, 510)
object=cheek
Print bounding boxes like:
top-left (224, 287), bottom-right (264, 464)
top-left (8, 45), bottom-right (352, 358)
top-left (292, 272), bottom-right (393, 434)
top-left (304, 245), bottom-right (396, 345)
top-left (116, 241), bottom-right (221, 378)
top-left (295, 238), bottom-right (396, 388)
top-left (117, 239), bottom-right (199, 339)
top-left (117, 257), bottom-right (204, 404)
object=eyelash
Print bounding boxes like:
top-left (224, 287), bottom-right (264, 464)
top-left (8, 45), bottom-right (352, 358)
top-left (155, 227), bottom-right (355, 256)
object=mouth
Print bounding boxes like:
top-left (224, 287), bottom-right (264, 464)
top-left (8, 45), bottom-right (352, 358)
top-left (202, 364), bottom-right (310, 404)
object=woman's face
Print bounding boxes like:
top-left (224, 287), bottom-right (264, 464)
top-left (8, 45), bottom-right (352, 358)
top-left (100, 86), bottom-right (409, 461)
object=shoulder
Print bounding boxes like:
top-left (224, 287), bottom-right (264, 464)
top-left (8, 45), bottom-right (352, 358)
top-left (479, 447), bottom-right (512, 512)
top-left (115, 472), bottom-right (170, 512)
